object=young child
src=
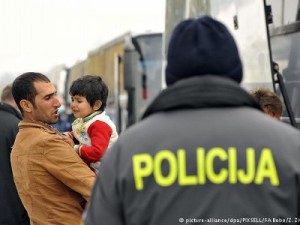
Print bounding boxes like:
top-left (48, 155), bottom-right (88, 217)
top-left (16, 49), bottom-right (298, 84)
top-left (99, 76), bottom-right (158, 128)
top-left (250, 87), bottom-right (283, 120)
top-left (65, 75), bottom-right (118, 172)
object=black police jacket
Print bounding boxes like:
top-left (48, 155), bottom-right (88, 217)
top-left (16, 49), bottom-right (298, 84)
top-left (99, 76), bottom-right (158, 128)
top-left (86, 76), bottom-right (300, 225)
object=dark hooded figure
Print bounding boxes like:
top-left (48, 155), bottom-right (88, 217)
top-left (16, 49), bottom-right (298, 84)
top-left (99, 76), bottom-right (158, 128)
top-left (85, 16), bottom-right (300, 225)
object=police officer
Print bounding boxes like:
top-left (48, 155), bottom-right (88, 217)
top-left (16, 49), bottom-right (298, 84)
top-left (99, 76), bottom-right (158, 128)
top-left (85, 16), bottom-right (300, 225)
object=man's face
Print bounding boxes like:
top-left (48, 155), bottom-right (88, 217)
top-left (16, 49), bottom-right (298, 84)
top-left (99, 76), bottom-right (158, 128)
top-left (31, 81), bottom-right (61, 124)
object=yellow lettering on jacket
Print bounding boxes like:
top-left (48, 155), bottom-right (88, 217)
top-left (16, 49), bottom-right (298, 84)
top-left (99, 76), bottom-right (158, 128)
top-left (238, 148), bottom-right (255, 184)
top-left (154, 150), bottom-right (177, 187)
top-left (178, 149), bottom-right (197, 185)
top-left (132, 147), bottom-right (279, 191)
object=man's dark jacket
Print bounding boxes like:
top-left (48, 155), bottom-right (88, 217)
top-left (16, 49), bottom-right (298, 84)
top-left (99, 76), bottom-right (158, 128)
top-left (86, 76), bottom-right (300, 225)
top-left (0, 103), bottom-right (30, 225)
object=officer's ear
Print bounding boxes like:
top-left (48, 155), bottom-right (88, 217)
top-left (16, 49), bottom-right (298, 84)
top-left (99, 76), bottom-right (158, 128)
top-left (20, 99), bottom-right (33, 113)
top-left (93, 100), bottom-right (102, 111)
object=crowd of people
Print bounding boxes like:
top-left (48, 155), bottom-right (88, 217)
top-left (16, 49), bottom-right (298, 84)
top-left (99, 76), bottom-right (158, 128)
top-left (1, 16), bottom-right (300, 225)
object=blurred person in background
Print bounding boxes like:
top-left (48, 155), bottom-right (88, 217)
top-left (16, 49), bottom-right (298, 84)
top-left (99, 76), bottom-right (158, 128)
top-left (11, 72), bottom-right (96, 225)
top-left (0, 84), bottom-right (30, 225)
top-left (85, 16), bottom-right (300, 224)
top-left (251, 87), bottom-right (283, 120)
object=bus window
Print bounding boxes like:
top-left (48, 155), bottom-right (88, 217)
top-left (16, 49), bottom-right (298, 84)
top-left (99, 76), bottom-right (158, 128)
top-left (132, 34), bottom-right (163, 121)
top-left (271, 26), bottom-right (300, 119)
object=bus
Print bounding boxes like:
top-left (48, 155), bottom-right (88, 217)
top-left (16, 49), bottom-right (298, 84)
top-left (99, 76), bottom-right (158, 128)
top-left (48, 31), bottom-right (163, 133)
top-left (165, 0), bottom-right (300, 128)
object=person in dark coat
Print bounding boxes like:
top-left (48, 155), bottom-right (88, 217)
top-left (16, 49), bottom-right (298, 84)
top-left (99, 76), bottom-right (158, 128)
top-left (0, 84), bottom-right (30, 225)
top-left (85, 16), bottom-right (300, 225)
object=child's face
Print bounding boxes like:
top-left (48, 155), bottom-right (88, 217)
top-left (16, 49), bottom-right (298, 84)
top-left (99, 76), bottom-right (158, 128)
top-left (70, 95), bottom-right (95, 118)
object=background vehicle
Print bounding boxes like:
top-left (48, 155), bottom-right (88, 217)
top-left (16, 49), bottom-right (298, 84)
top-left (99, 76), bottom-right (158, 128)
top-left (48, 0), bottom-right (300, 132)
top-left (165, 0), bottom-right (300, 128)
top-left (47, 31), bottom-right (163, 133)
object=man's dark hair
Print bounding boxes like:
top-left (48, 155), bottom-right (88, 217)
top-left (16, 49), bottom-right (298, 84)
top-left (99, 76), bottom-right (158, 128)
top-left (69, 75), bottom-right (108, 111)
top-left (12, 72), bottom-right (50, 114)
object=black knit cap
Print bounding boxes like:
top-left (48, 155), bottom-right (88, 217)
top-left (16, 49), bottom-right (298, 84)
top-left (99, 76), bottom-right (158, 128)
top-left (166, 16), bottom-right (243, 86)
